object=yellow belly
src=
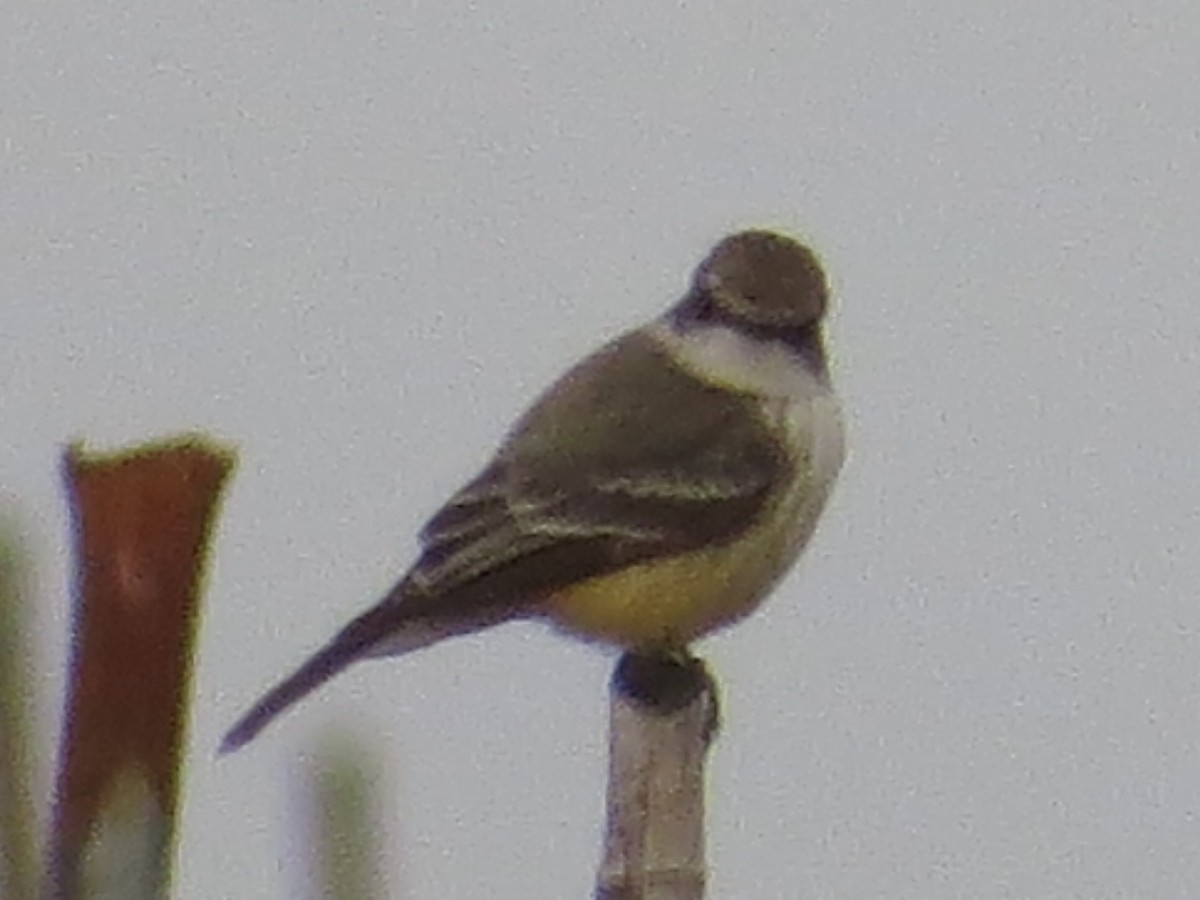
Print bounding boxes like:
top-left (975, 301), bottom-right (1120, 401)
top-left (545, 494), bottom-right (811, 649)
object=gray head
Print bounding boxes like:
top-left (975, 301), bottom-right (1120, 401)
top-left (688, 230), bottom-right (829, 331)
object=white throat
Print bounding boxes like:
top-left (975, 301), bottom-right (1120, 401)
top-left (644, 319), bottom-right (824, 402)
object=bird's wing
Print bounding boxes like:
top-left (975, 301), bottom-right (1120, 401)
top-left (402, 329), bottom-right (794, 612)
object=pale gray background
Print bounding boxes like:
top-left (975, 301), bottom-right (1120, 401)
top-left (4, 0), bottom-right (1200, 897)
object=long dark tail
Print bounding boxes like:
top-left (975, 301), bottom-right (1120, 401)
top-left (219, 600), bottom-right (414, 755)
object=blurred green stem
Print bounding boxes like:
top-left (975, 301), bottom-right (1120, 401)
top-left (0, 518), bottom-right (39, 900)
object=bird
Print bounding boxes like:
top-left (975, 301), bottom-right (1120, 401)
top-left (221, 229), bottom-right (846, 753)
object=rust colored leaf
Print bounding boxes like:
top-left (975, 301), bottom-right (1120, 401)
top-left (51, 435), bottom-right (235, 898)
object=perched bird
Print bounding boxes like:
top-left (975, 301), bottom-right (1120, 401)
top-left (221, 229), bottom-right (845, 753)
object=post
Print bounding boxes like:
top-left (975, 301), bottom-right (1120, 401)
top-left (596, 652), bottom-right (719, 900)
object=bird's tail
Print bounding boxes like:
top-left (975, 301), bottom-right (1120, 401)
top-left (219, 594), bottom-right (430, 755)
top-left (219, 624), bottom-right (368, 754)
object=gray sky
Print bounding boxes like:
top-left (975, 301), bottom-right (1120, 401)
top-left (4, 0), bottom-right (1200, 896)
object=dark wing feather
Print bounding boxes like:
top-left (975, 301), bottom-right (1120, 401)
top-left (401, 330), bottom-right (789, 613)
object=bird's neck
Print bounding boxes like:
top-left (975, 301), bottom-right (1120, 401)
top-left (667, 296), bottom-right (830, 387)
